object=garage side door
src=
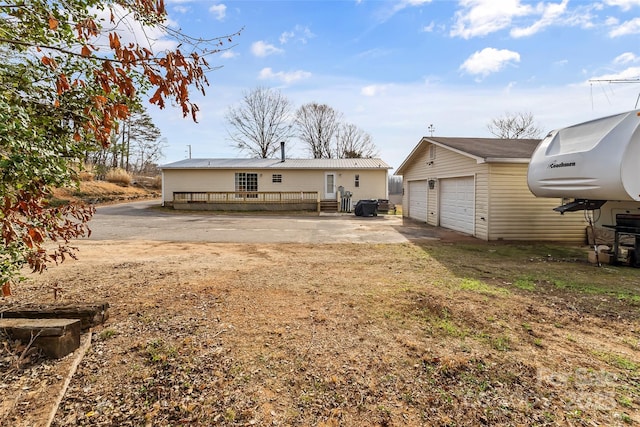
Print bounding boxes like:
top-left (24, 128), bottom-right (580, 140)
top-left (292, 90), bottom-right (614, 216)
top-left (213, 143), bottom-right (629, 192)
top-left (440, 177), bottom-right (474, 234)
top-left (408, 180), bottom-right (427, 222)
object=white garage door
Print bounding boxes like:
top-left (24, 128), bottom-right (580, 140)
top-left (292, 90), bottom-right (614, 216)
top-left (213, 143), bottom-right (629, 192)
top-left (440, 177), bottom-right (474, 235)
top-left (408, 180), bottom-right (428, 222)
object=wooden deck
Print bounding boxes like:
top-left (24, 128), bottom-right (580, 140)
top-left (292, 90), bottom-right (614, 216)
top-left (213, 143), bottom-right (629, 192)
top-left (171, 191), bottom-right (322, 212)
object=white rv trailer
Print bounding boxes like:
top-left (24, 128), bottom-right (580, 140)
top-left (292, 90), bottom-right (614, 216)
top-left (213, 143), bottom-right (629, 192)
top-left (527, 110), bottom-right (640, 266)
top-left (527, 109), bottom-right (640, 226)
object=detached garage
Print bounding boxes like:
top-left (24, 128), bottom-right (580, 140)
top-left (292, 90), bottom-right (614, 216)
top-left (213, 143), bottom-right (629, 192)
top-left (395, 137), bottom-right (587, 242)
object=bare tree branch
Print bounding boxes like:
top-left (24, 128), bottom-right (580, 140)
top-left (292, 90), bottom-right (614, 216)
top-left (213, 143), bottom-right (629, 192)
top-left (225, 87), bottom-right (294, 158)
top-left (294, 103), bottom-right (342, 158)
top-left (487, 111), bottom-right (543, 139)
top-left (336, 123), bottom-right (378, 158)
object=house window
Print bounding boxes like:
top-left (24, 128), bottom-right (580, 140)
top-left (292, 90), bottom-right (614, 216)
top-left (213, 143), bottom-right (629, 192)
top-left (272, 174), bottom-right (282, 183)
top-left (354, 174), bottom-right (360, 188)
top-left (235, 172), bottom-right (258, 198)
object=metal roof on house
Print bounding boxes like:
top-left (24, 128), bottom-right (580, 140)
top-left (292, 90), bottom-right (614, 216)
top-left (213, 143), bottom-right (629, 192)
top-left (396, 136), bottom-right (542, 175)
top-left (161, 158), bottom-right (392, 170)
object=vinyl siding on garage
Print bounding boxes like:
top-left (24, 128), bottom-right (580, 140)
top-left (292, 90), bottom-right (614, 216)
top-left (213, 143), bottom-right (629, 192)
top-left (487, 163), bottom-right (587, 242)
top-left (400, 142), bottom-right (489, 239)
top-left (397, 137), bottom-right (587, 242)
top-left (425, 145), bottom-right (489, 239)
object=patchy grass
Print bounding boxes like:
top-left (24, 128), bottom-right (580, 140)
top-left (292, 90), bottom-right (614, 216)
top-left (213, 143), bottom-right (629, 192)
top-left (3, 240), bottom-right (640, 426)
top-left (417, 241), bottom-right (640, 318)
top-left (459, 277), bottom-right (510, 296)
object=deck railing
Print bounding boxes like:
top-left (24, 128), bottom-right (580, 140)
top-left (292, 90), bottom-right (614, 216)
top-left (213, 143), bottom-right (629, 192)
top-left (173, 191), bottom-right (319, 204)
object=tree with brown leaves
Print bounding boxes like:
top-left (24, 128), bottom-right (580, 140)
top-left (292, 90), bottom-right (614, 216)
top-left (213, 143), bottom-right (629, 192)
top-left (0, 0), bottom-right (240, 293)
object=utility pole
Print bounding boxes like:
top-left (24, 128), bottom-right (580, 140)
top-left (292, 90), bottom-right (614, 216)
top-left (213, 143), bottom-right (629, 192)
top-left (186, 144), bottom-right (192, 159)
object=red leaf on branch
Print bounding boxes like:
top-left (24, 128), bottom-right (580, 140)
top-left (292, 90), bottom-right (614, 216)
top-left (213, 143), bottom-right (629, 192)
top-left (28, 228), bottom-right (44, 243)
top-left (109, 33), bottom-right (121, 50)
top-left (56, 74), bottom-right (70, 94)
top-left (48, 16), bottom-right (58, 30)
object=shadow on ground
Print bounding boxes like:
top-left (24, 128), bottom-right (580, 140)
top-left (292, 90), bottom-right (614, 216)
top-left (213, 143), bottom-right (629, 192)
top-left (393, 217), bottom-right (480, 243)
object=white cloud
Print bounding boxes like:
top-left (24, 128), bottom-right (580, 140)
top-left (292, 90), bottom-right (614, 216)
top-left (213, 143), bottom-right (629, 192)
top-left (604, 0), bottom-right (640, 11)
top-left (258, 67), bottom-right (312, 84)
top-left (356, 48), bottom-right (392, 60)
top-left (172, 5), bottom-right (189, 14)
top-left (251, 41), bottom-right (284, 57)
top-left (396, 0), bottom-right (432, 9)
top-left (460, 47), bottom-right (521, 78)
top-left (510, 0), bottom-right (568, 37)
top-left (361, 85), bottom-right (389, 96)
top-left (421, 21), bottom-right (435, 32)
top-left (220, 50), bottom-right (238, 59)
top-left (374, 0), bottom-right (432, 24)
top-left (280, 31), bottom-right (294, 44)
top-left (614, 52), bottom-right (639, 64)
top-left (559, 4), bottom-right (597, 29)
top-left (280, 25), bottom-right (315, 45)
top-left (609, 17), bottom-right (640, 36)
top-left (209, 4), bottom-right (227, 21)
top-left (450, 0), bottom-right (533, 39)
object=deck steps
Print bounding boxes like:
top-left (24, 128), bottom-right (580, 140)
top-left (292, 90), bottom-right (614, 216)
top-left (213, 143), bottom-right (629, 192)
top-left (320, 200), bottom-right (339, 213)
top-left (320, 200), bottom-right (338, 212)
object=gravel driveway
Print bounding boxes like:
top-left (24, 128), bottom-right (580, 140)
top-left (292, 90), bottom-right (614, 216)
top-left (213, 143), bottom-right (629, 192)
top-left (83, 200), bottom-right (455, 243)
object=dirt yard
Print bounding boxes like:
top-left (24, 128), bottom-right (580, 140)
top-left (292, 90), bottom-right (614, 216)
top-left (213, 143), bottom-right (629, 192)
top-left (1, 238), bottom-right (639, 426)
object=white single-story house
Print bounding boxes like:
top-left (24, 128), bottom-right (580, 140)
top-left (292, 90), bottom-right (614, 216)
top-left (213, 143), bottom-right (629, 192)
top-left (161, 155), bottom-right (391, 212)
top-left (395, 136), bottom-right (587, 242)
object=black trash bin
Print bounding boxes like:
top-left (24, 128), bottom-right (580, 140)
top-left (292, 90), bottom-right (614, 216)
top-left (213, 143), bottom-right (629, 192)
top-left (354, 199), bottom-right (379, 217)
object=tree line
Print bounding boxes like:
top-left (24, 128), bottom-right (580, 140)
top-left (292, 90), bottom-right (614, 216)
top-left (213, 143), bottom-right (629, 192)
top-left (86, 108), bottom-right (166, 178)
top-left (92, 85), bottom-right (380, 177)
top-left (226, 87), bottom-right (378, 159)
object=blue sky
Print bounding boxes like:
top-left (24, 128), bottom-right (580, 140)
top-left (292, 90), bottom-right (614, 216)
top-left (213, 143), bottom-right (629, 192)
top-left (141, 0), bottom-right (640, 170)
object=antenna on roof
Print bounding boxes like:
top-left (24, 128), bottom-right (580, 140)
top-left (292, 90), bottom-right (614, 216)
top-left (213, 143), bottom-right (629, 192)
top-left (428, 124), bottom-right (435, 137)
top-left (588, 77), bottom-right (640, 109)
top-left (186, 144), bottom-right (192, 159)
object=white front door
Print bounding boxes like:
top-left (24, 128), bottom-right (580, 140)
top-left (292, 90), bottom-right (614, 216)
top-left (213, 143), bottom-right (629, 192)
top-left (325, 172), bottom-right (336, 199)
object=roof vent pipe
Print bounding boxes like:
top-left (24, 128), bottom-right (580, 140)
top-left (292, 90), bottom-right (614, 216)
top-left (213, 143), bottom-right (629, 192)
top-left (280, 141), bottom-right (285, 162)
